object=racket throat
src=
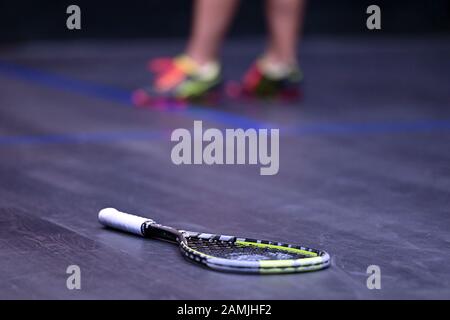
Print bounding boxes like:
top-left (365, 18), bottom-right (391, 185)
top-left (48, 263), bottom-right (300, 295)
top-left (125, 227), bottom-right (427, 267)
top-left (144, 223), bottom-right (182, 243)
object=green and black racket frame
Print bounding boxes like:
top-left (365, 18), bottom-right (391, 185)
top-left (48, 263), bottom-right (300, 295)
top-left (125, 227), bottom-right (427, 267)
top-left (98, 208), bottom-right (331, 274)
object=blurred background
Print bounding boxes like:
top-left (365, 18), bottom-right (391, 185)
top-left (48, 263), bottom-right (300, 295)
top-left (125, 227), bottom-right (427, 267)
top-left (1, 0), bottom-right (449, 42)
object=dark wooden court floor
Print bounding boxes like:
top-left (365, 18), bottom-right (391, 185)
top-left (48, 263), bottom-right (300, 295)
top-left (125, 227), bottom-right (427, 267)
top-left (0, 37), bottom-right (449, 299)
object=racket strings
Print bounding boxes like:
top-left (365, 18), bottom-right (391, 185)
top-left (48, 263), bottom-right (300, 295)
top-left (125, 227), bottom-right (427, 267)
top-left (186, 238), bottom-right (310, 261)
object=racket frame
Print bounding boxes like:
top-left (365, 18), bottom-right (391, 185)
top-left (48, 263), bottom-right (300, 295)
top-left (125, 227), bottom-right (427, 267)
top-left (99, 208), bottom-right (330, 274)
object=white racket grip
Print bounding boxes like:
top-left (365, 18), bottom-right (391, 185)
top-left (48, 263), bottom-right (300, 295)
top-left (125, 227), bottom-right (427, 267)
top-left (98, 208), bottom-right (153, 236)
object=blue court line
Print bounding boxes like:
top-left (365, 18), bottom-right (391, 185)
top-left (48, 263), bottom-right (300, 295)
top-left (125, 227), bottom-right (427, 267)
top-left (0, 60), bottom-right (270, 129)
top-left (0, 130), bottom-right (165, 146)
top-left (1, 118), bottom-right (450, 147)
top-left (0, 61), bottom-right (131, 104)
top-left (282, 119), bottom-right (450, 135)
top-left (1, 60), bottom-right (450, 148)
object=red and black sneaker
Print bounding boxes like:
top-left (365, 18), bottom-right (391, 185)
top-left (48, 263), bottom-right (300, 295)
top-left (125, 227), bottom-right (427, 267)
top-left (226, 59), bottom-right (303, 102)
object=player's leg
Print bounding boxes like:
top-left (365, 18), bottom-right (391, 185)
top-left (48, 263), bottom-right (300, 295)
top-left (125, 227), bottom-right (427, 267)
top-left (186, 0), bottom-right (240, 65)
top-left (133, 0), bottom-right (239, 106)
top-left (235, 0), bottom-right (306, 99)
top-left (264, 0), bottom-right (306, 67)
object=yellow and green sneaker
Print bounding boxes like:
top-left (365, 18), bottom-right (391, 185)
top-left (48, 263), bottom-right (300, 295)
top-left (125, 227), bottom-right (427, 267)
top-left (132, 55), bottom-right (222, 107)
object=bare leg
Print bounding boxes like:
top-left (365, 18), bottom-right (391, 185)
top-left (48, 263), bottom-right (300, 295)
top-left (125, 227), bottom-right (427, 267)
top-left (264, 0), bottom-right (307, 66)
top-left (186, 0), bottom-right (240, 65)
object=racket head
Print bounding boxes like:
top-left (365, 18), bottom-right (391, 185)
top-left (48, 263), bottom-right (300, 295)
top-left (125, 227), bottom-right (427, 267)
top-left (178, 231), bottom-right (330, 274)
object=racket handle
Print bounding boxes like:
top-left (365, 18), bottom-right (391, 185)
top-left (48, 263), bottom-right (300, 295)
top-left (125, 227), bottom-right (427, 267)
top-left (98, 208), bottom-right (154, 236)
